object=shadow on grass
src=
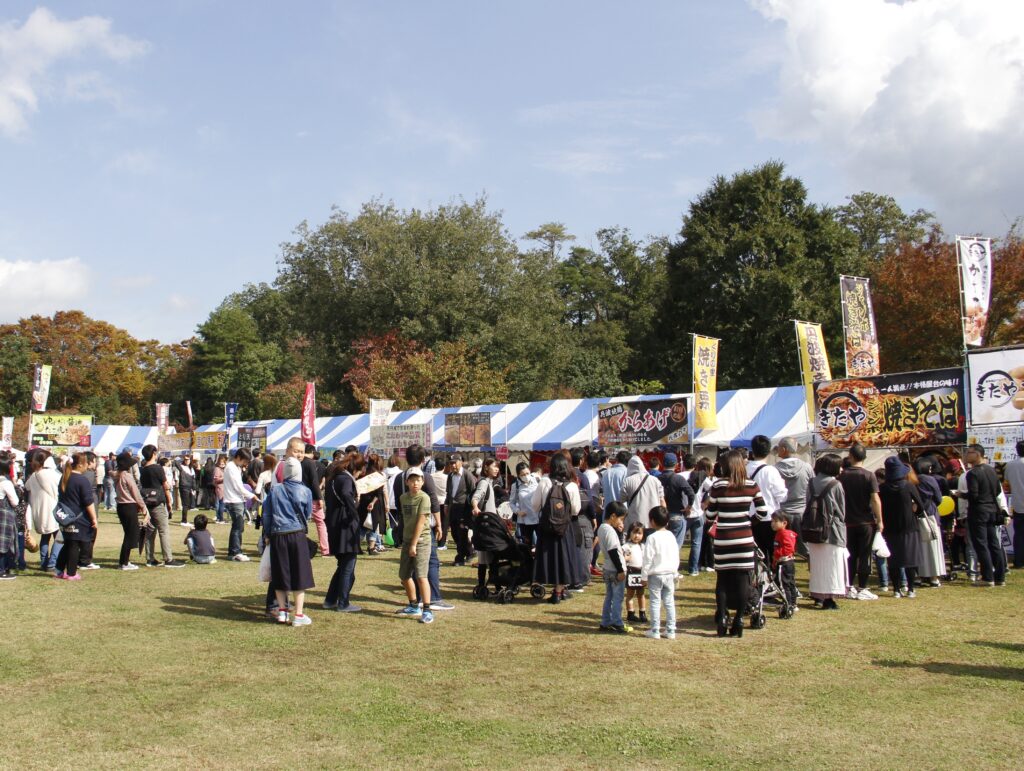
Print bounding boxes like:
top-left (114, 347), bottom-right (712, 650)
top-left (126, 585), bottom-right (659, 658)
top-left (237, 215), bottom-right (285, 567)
top-left (968, 640), bottom-right (1024, 654)
top-left (490, 616), bottom-right (602, 636)
top-left (874, 659), bottom-right (1024, 683)
top-left (158, 595), bottom-right (265, 623)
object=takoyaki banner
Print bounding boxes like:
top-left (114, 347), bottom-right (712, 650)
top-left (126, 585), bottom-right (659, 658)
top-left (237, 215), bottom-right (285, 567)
top-left (597, 398), bottom-right (691, 447)
top-left (30, 414), bottom-right (92, 448)
top-left (966, 346), bottom-right (1024, 427)
top-left (813, 368), bottom-right (966, 450)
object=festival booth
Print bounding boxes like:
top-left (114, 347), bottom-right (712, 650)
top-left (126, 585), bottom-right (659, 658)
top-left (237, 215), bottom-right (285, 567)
top-left (83, 425), bottom-right (159, 456)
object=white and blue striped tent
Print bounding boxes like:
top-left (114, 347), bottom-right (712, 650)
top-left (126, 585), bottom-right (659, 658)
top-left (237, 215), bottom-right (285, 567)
top-left (187, 385), bottom-right (810, 452)
top-left (89, 425), bottom-right (161, 455)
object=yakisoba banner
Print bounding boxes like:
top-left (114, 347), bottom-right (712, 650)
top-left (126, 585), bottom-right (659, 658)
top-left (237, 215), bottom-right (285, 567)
top-left (956, 236), bottom-right (992, 348)
top-left (839, 276), bottom-right (880, 377)
top-left (692, 335), bottom-right (719, 431)
top-left (813, 368), bottom-right (966, 450)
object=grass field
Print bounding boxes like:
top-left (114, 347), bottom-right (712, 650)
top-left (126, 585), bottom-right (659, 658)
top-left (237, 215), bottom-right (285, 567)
top-left (3, 509), bottom-right (1023, 769)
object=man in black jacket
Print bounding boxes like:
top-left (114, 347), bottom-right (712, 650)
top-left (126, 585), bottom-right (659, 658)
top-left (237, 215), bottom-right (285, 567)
top-left (965, 444), bottom-right (1007, 586)
top-left (446, 453), bottom-right (477, 566)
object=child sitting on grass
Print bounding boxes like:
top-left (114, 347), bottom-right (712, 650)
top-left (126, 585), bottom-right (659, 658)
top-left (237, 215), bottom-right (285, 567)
top-left (771, 511), bottom-right (797, 609)
top-left (397, 468), bottom-right (433, 625)
top-left (641, 506), bottom-right (678, 639)
top-left (185, 514), bottom-right (216, 564)
top-left (623, 523), bottom-right (647, 625)
top-left (597, 502), bottom-right (629, 633)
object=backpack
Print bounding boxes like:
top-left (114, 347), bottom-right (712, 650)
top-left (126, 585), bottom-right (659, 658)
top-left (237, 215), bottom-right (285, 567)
top-left (541, 480), bottom-right (572, 537)
top-left (801, 480), bottom-right (838, 544)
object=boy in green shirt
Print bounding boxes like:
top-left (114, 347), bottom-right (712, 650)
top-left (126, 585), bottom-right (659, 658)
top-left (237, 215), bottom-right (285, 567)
top-left (397, 468), bottom-right (433, 624)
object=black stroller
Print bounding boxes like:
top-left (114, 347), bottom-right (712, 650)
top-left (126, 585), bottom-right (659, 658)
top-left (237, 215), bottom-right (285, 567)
top-left (748, 547), bottom-right (794, 628)
top-left (470, 511), bottom-right (534, 604)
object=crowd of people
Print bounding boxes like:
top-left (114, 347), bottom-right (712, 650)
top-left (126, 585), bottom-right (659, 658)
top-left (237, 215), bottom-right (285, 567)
top-left (0, 434), bottom-right (1018, 638)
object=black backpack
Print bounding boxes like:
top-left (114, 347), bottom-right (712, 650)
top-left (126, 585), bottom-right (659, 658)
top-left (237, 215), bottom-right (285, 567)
top-left (801, 480), bottom-right (838, 544)
top-left (541, 480), bottom-right (571, 537)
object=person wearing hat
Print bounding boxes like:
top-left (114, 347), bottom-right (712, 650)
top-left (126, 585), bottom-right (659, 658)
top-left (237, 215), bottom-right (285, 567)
top-left (114, 451), bottom-right (149, 570)
top-left (658, 452), bottom-right (698, 574)
top-left (878, 455), bottom-right (926, 598)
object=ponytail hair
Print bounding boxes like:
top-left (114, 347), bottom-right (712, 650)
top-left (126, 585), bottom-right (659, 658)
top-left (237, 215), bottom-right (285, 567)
top-left (61, 452), bottom-right (87, 491)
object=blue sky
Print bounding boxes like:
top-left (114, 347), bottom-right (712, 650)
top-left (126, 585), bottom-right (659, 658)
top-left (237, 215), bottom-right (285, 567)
top-left (2, 1), bottom-right (1022, 343)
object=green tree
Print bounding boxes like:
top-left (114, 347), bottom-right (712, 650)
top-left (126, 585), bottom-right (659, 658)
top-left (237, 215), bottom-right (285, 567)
top-left (659, 162), bottom-right (860, 390)
top-left (523, 222), bottom-right (575, 259)
top-left (0, 334), bottom-right (32, 416)
top-left (836, 191), bottom-right (934, 263)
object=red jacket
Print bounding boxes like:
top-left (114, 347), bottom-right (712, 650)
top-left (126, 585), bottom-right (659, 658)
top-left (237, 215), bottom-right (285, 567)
top-left (773, 528), bottom-right (796, 564)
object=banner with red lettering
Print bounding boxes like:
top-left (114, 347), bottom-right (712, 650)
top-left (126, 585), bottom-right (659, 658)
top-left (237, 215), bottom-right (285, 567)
top-left (301, 382), bottom-right (317, 445)
top-left (596, 398), bottom-right (691, 446)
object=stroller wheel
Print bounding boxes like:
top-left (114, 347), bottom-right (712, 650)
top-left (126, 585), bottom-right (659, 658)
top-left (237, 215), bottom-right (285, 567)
top-left (530, 584), bottom-right (545, 599)
top-left (778, 605), bottom-right (790, 620)
top-left (505, 590), bottom-right (515, 604)
top-left (751, 612), bottom-right (766, 629)
top-left (472, 585), bottom-right (489, 601)
top-left (948, 571), bottom-right (958, 582)
top-left (496, 590), bottom-right (508, 604)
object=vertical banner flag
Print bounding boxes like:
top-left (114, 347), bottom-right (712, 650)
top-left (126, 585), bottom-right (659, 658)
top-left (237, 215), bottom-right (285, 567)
top-left (0, 417), bottom-right (12, 450)
top-left (956, 236), bottom-right (992, 347)
top-left (839, 276), bottom-right (880, 377)
top-left (224, 402), bottom-right (239, 428)
top-left (185, 400), bottom-right (194, 430)
top-left (155, 403), bottom-right (170, 435)
top-left (692, 335), bottom-right (719, 431)
top-left (369, 399), bottom-right (395, 452)
top-left (301, 382), bottom-right (317, 445)
top-left (795, 321), bottom-right (832, 421)
top-left (31, 364), bottom-right (52, 412)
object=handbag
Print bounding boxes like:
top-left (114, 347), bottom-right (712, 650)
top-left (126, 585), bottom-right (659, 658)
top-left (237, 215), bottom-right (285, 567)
top-left (24, 529), bottom-right (39, 553)
top-left (258, 545), bottom-right (272, 582)
top-left (871, 530), bottom-right (891, 559)
top-left (919, 515), bottom-right (939, 542)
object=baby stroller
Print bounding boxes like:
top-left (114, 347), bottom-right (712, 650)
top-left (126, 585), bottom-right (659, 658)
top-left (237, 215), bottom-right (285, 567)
top-left (470, 511), bottom-right (533, 604)
top-left (748, 547), bottom-right (794, 628)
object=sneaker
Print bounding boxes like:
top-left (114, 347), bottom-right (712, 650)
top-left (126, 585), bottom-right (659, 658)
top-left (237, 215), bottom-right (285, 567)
top-left (436, 545), bottom-right (448, 551)
top-left (878, 585), bottom-right (891, 592)
top-left (428, 601), bottom-right (455, 611)
top-left (689, 570), bottom-right (699, 577)
top-left (598, 624), bottom-right (610, 632)
top-left (892, 590), bottom-right (903, 599)
top-left (80, 563), bottom-right (101, 570)
top-left (906, 590), bottom-right (916, 598)
top-left (665, 630), bottom-right (676, 640)
top-left (292, 613), bottom-right (312, 627)
top-left (323, 600), bottom-right (338, 610)
top-left (231, 554), bottom-right (251, 562)
top-left (590, 566), bottom-right (602, 578)
top-left (929, 580), bottom-right (941, 588)
top-left (277, 609), bottom-right (290, 624)
top-left (995, 581), bottom-right (1006, 587)
top-left (608, 625), bottom-right (631, 634)
top-left (162, 560), bottom-right (186, 568)
top-left (146, 560), bottom-right (160, 567)
top-left (856, 588), bottom-right (878, 600)
top-left (118, 563), bottom-right (139, 571)
top-left (645, 629), bottom-right (661, 639)
top-left (337, 604), bottom-right (362, 613)
top-left (420, 610), bottom-right (434, 624)
top-left (703, 566), bottom-right (715, 573)
top-left (179, 521), bottom-right (191, 527)
top-left (0, 572), bottom-right (16, 581)
top-left (62, 573), bottom-right (82, 581)
top-left (845, 587), bottom-right (860, 600)
top-left (567, 585), bottom-right (585, 593)
top-left (53, 571), bottom-right (65, 579)
top-left (398, 604), bottom-right (423, 617)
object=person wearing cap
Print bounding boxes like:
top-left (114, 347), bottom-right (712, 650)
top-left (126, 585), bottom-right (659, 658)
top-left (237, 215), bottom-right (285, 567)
top-left (878, 455), bottom-right (926, 598)
top-left (396, 466), bottom-right (434, 623)
top-left (263, 457), bottom-right (315, 626)
top-left (658, 452), bottom-right (698, 574)
top-left (963, 443), bottom-right (1007, 587)
top-left (114, 450), bottom-right (149, 570)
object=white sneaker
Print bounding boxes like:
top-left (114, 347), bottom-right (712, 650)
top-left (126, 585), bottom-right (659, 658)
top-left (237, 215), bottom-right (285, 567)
top-left (179, 521), bottom-right (192, 527)
top-left (232, 554), bottom-right (251, 562)
top-left (292, 613), bottom-right (312, 627)
top-left (857, 588), bottom-right (878, 600)
top-left (645, 629), bottom-right (661, 639)
top-left (81, 563), bottom-right (101, 570)
top-left (845, 587), bottom-right (860, 600)
top-left (119, 563), bottom-right (139, 571)
top-left (665, 631), bottom-right (676, 639)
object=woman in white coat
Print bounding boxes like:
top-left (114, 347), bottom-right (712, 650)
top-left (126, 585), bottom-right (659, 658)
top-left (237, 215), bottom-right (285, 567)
top-left (25, 450), bottom-right (61, 572)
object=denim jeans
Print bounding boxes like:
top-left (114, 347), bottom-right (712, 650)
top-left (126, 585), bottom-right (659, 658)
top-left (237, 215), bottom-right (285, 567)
top-left (225, 502), bottom-right (245, 556)
top-left (40, 533), bottom-right (61, 571)
top-left (215, 498), bottom-right (225, 522)
top-left (679, 516), bottom-right (704, 572)
top-left (104, 478), bottom-right (116, 510)
top-left (875, 554), bottom-right (890, 587)
top-left (361, 526), bottom-right (380, 550)
top-left (326, 553), bottom-right (357, 607)
top-left (602, 573), bottom-right (625, 627)
top-left (414, 531), bottom-right (443, 603)
top-left (647, 574), bottom-right (676, 633)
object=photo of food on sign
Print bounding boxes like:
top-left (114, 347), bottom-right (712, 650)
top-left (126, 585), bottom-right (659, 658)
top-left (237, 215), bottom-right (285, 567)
top-left (966, 347), bottom-right (1024, 427)
top-left (597, 398), bottom-right (690, 447)
top-left (814, 369), bottom-right (966, 450)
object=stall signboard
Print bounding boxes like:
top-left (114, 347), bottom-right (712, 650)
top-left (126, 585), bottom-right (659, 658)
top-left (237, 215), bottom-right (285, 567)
top-left (237, 426), bottom-right (268, 454)
top-left (813, 368), bottom-right (966, 450)
top-left (443, 413), bottom-right (491, 448)
top-left (369, 422), bottom-right (433, 453)
top-left (966, 425), bottom-right (1024, 463)
top-left (966, 346), bottom-right (1024, 427)
top-left (596, 397), bottom-right (691, 447)
top-left (193, 431), bottom-right (228, 452)
top-left (30, 414), bottom-right (91, 448)
top-left (157, 432), bottom-right (193, 454)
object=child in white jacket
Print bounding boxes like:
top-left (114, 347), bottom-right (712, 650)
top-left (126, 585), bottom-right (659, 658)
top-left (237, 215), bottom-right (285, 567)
top-left (642, 507), bottom-right (679, 639)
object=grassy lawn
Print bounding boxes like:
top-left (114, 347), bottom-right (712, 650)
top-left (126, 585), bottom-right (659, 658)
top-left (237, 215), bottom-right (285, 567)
top-left (3, 509), bottom-right (1022, 769)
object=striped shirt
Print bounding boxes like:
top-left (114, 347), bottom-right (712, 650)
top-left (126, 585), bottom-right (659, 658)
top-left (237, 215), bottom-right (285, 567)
top-left (706, 479), bottom-right (767, 571)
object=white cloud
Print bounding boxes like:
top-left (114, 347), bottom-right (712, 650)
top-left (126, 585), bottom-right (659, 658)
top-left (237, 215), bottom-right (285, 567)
top-left (536, 139), bottom-right (628, 175)
top-left (0, 256), bottom-right (90, 319)
top-left (381, 97), bottom-right (479, 160)
top-left (0, 7), bottom-right (148, 136)
top-left (753, 0), bottom-right (1024, 232)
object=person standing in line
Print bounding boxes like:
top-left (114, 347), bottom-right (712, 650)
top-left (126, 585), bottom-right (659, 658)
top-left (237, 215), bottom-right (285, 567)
top-left (77, 452), bottom-right (101, 570)
top-left (531, 453), bottom-right (582, 605)
top-left (177, 456), bottom-right (197, 525)
top-left (745, 435), bottom-right (787, 563)
top-left (659, 452), bottom-right (697, 574)
top-left (570, 448), bottom-right (598, 589)
top-left (446, 453), bottom-right (477, 566)
top-left (600, 450), bottom-right (629, 520)
top-left (912, 458), bottom-right (946, 588)
top-left (103, 453), bottom-right (117, 511)
top-left (641, 507), bottom-right (678, 639)
top-left (963, 444), bottom-right (1007, 587)
top-left (113, 451), bottom-right (148, 570)
top-left (805, 454), bottom-right (847, 610)
top-left (140, 445), bottom-right (185, 569)
top-left (879, 456), bottom-right (925, 598)
top-left (0, 454), bottom-right (20, 579)
top-left (619, 455), bottom-right (667, 532)
top-left (25, 450), bottom-right (61, 572)
top-left (597, 502), bottom-right (630, 634)
top-left (1003, 440), bottom-right (1024, 569)
top-left (395, 467), bottom-right (435, 625)
top-left (509, 461), bottom-right (540, 547)
top-left (212, 455), bottom-right (226, 523)
top-left (839, 443), bottom-right (882, 600)
top-left (302, 444), bottom-right (330, 556)
top-left (774, 438), bottom-right (813, 555)
top-left (53, 453), bottom-right (99, 581)
top-left (263, 457), bottom-right (315, 626)
top-left (324, 451), bottom-right (362, 612)
top-left (223, 448), bottom-right (256, 561)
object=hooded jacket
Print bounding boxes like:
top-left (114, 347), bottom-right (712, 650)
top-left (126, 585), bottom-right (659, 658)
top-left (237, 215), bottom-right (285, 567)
top-left (618, 456), bottom-right (665, 529)
top-left (776, 457), bottom-right (814, 517)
